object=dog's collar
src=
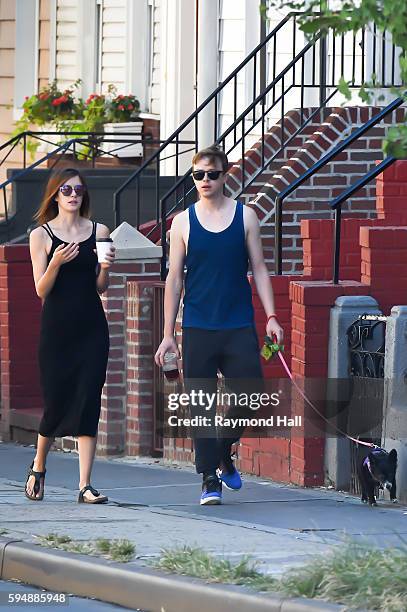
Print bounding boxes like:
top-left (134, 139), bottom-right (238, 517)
top-left (363, 448), bottom-right (387, 479)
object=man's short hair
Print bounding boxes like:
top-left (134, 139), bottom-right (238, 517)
top-left (192, 145), bottom-right (229, 173)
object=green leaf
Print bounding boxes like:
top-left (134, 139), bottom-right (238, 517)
top-left (338, 77), bottom-right (352, 101)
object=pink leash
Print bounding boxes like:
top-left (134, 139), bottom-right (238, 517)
top-left (276, 351), bottom-right (379, 450)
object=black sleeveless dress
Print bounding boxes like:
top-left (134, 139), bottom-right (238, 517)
top-left (38, 221), bottom-right (110, 438)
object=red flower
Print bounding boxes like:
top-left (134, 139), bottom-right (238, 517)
top-left (60, 95), bottom-right (68, 104)
top-left (118, 105), bottom-right (125, 111)
top-left (127, 104), bottom-right (133, 110)
top-left (24, 96), bottom-right (29, 100)
top-left (39, 93), bottom-right (49, 101)
top-left (52, 97), bottom-right (63, 106)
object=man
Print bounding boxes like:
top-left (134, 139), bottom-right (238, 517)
top-left (155, 145), bottom-right (283, 505)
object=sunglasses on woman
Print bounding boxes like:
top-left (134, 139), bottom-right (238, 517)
top-left (59, 184), bottom-right (85, 196)
top-left (192, 170), bottom-right (224, 181)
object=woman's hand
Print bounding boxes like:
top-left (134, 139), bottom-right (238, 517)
top-left (50, 242), bottom-right (79, 268)
top-left (95, 246), bottom-right (116, 269)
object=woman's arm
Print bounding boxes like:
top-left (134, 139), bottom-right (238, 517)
top-left (95, 223), bottom-right (116, 294)
top-left (29, 227), bottom-right (79, 300)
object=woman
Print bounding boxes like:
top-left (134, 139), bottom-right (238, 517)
top-left (25, 167), bottom-right (115, 504)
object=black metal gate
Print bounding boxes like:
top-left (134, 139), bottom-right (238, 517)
top-left (346, 314), bottom-right (386, 495)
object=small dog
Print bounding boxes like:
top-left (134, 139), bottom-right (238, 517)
top-left (359, 448), bottom-right (398, 506)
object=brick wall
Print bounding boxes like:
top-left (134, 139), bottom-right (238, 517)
top-left (126, 281), bottom-right (157, 456)
top-left (96, 260), bottom-right (161, 457)
top-left (0, 245), bottom-right (42, 441)
top-left (0, 242), bottom-right (162, 451)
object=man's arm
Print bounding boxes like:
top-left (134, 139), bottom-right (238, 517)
top-left (245, 206), bottom-right (283, 344)
top-left (154, 213), bottom-right (186, 366)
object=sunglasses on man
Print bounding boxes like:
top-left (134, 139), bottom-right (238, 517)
top-left (59, 184), bottom-right (86, 196)
top-left (192, 170), bottom-right (224, 181)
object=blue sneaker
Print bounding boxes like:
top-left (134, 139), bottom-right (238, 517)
top-left (218, 458), bottom-right (242, 491)
top-left (200, 476), bottom-right (222, 505)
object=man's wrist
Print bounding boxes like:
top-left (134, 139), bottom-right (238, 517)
top-left (267, 313), bottom-right (278, 322)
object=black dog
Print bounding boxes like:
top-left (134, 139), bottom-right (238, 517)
top-left (359, 448), bottom-right (397, 506)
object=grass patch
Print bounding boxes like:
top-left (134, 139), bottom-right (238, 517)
top-left (156, 545), bottom-right (277, 592)
top-left (37, 534), bottom-right (135, 563)
top-left (155, 542), bottom-right (407, 611)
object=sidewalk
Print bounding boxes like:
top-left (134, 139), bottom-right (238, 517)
top-left (1, 441), bottom-right (406, 609)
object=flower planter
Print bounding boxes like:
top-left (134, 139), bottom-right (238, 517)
top-left (102, 121), bottom-right (143, 158)
top-left (36, 121), bottom-right (79, 155)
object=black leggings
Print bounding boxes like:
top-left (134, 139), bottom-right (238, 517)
top-left (182, 326), bottom-right (263, 474)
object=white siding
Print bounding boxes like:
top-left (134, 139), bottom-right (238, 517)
top-left (101, 2), bottom-right (126, 92)
top-left (150, 0), bottom-right (160, 115)
top-left (55, 0), bottom-right (78, 89)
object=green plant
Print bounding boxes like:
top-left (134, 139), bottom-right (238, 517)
top-left (37, 533), bottom-right (136, 563)
top-left (11, 81), bottom-right (140, 159)
top-left (14, 80), bottom-right (82, 133)
top-left (156, 541), bottom-right (407, 611)
top-left (82, 93), bottom-right (106, 132)
top-left (106, 86), bottom-right (140, 123)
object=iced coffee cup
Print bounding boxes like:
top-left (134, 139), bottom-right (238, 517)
top-left (96, 237), bottom-right (113, 263)
top-left (163, 352), bottom-right (179, 380)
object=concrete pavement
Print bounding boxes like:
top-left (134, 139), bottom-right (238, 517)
top-left (0, 441), bottom-right (406, 610)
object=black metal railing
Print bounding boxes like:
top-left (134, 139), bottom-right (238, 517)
top-left (110, 15), bottom-right (401, 278)
top-left (0, 129), bottom-right (181, 170)
top-left (347, 313), bottom-right (386, 494)
top-left (0, 132), bottom-right (182, 243)
top-left (330, 156), bottom-right (397, 283)
top-left (274, 95), bottom-right (405, 280)
top-left (0, 13), bottom-right (403, 263)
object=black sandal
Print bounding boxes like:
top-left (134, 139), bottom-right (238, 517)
top-left (78, 485), bottom-right (108, 504)
top-left (24, 461), bottom-right (46, 501)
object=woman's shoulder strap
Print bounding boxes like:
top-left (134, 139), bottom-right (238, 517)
top-left (92, 221), bottom-right (97, 236)
top-left (42, 223), bottom-right (54, 239)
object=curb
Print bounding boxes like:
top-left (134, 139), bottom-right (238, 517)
top-left (0, 537), bottom-right (348, 612)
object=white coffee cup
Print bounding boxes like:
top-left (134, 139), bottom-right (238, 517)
top-left (96, 238), bottom-right (113, 263)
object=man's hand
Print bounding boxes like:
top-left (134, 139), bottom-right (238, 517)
top-left (266, 318), bottom-right (283, 345)
top-left (154, 335), bottom-right (180, 367)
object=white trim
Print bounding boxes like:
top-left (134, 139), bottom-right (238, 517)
top-left (78, 0), bottom-right (97, 97)
top-left (14, 0), bottom-right (39, 109)
top-left (34, 0), bottom-right (40, 88)
top-left (95, 0), bottom-right (103, 92)
top-left (125, 0), bottom-right (148, 109)
top-left (244, 0), bottom-right (260, 106)
top-left (49, 0), bottom-right (57, 82)
top-left (197, 0), bottom-right (218, 147)
top-left (160, 0), bottom-right (196, 174)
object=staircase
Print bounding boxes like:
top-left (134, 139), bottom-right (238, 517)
top-left (225, 105), bottom-right (405, 273)
top-left (0, 13), bottom-right (402, 278)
